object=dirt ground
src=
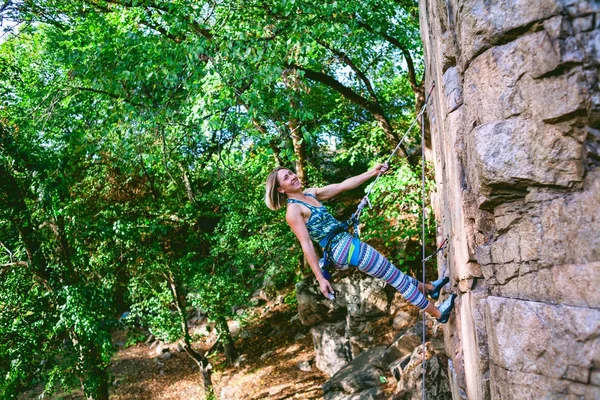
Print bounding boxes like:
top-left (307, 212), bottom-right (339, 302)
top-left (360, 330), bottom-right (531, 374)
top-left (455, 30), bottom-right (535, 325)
top-left (108, 303), bottom-right (329, 400)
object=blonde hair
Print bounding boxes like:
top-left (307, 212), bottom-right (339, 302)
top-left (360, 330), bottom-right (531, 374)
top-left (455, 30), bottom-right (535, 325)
top-left (265, 167), bottom-right (290, 210)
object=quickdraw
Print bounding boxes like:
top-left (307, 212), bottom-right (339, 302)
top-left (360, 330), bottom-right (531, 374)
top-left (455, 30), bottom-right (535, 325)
top-left (423, 236), bottom-right (449, 262)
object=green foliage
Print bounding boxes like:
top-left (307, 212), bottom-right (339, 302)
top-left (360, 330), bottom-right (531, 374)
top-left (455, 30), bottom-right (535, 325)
top-left (282, 289), bottom-right (299, 311)
top-left (129, 279), bottom-right (183, 342)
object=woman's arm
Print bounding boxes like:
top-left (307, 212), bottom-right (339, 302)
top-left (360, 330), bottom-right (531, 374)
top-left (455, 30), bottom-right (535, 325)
top-left (310, 163), bottom-right (388, 201)
top-left (286, 205), bottom-right (335, 298)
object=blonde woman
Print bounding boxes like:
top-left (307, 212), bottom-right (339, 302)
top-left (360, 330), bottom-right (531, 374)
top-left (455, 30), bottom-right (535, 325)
top-left (265, 165), bottom-right (456, 323)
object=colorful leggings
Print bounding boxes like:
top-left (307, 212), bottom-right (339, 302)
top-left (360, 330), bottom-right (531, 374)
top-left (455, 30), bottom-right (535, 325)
top-left (329, 233), bottom-right (430, 310)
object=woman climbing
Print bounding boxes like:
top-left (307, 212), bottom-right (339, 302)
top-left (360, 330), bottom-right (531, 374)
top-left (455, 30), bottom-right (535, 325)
top-left (264, 164), bottom-right (456, 323)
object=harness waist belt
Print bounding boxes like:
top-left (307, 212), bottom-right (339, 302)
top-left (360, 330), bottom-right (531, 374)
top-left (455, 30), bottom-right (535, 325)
top-left (318, 222), bottom-right (349, 248)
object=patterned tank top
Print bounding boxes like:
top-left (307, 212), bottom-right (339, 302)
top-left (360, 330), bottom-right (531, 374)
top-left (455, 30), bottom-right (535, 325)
top-left (287, 193), bottom-right (345, 247)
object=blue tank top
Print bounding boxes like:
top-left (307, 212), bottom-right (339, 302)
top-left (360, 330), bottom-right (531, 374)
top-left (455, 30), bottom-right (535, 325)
top-left (287, 193), bottom-right (345, 247)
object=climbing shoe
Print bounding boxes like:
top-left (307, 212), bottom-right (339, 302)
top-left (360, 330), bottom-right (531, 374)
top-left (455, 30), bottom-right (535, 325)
top-left (428, 276), bottom-right (449, 300)
top-left (436, 293), bottom-right (457, 323)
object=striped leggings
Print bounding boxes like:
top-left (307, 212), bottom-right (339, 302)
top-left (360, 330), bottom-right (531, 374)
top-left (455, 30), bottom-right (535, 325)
top-left (329, 233), bottom-right (429, 310)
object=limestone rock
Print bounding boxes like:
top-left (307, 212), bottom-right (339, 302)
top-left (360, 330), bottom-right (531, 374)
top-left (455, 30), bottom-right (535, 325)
top-left (493, 262), bottom-right (600, 308)
top-left (392, 344), bottom-right (452, 400)
top-left (311, 321), bottom-right (351, 376)
top-left (297, 360), bottom-right (312, 372)
top-left (335, 272), bottom-right (389, 319)
top-left (392, 309), bottom-right (417, 331)
top-left (327, 387), bottom-right (386, 400)
top-left (420, 0), bottom-right (600, 399)
top-left (381, 331), bottom-right (421, 368)
top-left (296, 278), bottom-right (347, 327)
top-left (345, 314), bottom-right (380, 358)
top-left (485, 296), bottom-right (600, 380)
top-left (455, 0), bottom-right (562, 67)
top-left (322, 346), bottom-right (388, 400)
top-left (472, 118), bottom-right (583, 196)
top-left (296, 271), bottom-right (391, 327)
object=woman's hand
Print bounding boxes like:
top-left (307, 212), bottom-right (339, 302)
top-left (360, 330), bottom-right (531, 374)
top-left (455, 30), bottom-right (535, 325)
top-left (318, 278), bottom-right (335, 300)
top-left (372, 162), bottom-right (390, 176)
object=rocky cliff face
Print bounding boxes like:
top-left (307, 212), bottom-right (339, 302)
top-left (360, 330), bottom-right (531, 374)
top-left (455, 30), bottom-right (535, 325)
top-left (419, 1), bottom-right (600, 399)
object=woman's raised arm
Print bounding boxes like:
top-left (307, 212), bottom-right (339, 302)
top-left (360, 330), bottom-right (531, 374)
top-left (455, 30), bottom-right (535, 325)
top-left (310, 163), bottom-right (388, 201)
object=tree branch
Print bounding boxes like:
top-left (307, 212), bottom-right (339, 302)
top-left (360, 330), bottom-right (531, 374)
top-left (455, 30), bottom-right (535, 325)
top-left (69, 86), bottom-right (145, 108)
top-left (356, 20), bottom-right (421, 93)
top-left (289, 64), bottom-right (403, 149)
top-left (315, 38), bottom-right (379, 102)
top-left (1, 261), bottom-right (28, 268)
top-left (0, 0), bottom-right (12, 13)
top-left (94, 0), bottom-right (213, 40)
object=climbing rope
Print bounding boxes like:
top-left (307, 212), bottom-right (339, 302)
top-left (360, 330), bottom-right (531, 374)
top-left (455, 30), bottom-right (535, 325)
top-left (319, 82), bottom-right (438, 287)
top-left (348, 83), bottom-right (436, 237)
top-left (321, 81), bottom-right (442, 399)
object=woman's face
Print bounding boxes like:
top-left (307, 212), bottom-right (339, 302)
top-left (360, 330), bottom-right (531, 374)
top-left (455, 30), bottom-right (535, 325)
top-left (276, 169), bottom-right (302, 193)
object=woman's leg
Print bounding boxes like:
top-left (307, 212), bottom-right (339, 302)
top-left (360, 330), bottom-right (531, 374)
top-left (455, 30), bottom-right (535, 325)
top-left (418, 282), bottom-right (435, 294)
top-left (354, 241), bottom-right (431, 310)
top-left (331, 236), bottom-right (430, 311)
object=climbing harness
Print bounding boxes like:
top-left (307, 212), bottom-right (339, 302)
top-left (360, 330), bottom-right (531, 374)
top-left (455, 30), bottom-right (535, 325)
top-left (318, 221), bottom-right (351, 280)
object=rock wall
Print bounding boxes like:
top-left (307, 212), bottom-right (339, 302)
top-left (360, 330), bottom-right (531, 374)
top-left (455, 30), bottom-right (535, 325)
top-left (419, 1), bottom-right (600, 399)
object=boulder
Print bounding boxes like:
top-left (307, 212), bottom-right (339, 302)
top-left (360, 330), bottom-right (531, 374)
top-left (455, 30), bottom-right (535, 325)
top-left (392, 344), bottom-right (452, 400)
top-left (296, 271), bottom-right (393, 326)
top-left (322, 346), bottom-right (388, 400)
top-left (311, 321), bottom-right (351, 376)
top-left (381, 331), bottom-right (422, 368)
top-left (296, 278), bottom-right (347, 327)
top-left (345, 314), bottom-right (381, 358)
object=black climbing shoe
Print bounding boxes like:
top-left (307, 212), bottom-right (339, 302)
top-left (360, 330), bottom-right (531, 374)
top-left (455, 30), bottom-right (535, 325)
top-left (436, 293), bottom-right (457, 323)
top-left (428, 276), bottom-right (449, 300)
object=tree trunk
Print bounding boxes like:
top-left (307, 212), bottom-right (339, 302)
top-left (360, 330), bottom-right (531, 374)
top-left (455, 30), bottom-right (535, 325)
top-left (216, 316), bottom-right (237, 366)
top-left (178, 163), bottom-right (196, 203)
top-left (283, 70), bottom-right (309, 185)
top-left (166, 272), bottom-right (215, 396)
top-left (0, 162), bottom-right (52, 287)
top-left (70, 332), bottom-right (110, 400)
top-left (288, 101), bottom-right (308, 187)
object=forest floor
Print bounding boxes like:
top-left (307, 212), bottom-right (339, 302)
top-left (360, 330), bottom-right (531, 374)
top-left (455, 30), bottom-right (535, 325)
top-left (18, 299), bottom-right (328, 400)
top-left (20, 282), bottom-right (400, 400)
top-left (107, 301), bottom-right (330, 400)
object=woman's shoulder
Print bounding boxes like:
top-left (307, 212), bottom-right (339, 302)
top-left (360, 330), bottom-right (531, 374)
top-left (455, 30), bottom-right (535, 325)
top-left (303, 188), bottom-right (318, 197)
top-left (285, 201), bottom-right (307, 221)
